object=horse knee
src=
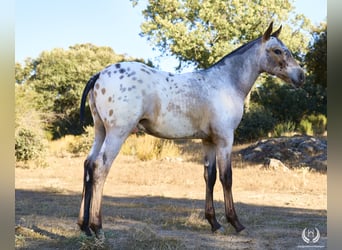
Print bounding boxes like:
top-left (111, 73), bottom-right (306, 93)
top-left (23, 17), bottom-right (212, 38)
top-left (219, 167), bottom-right (232, 188)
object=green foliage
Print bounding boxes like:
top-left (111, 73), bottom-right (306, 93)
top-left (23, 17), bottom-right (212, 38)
top-left (299, 119), bottom-right (313, 136)
top-left (305, 23), bottom-right (327, 87)
top-left (302, 114), bottom-right (327, 135)
top-left (15, 84), bottom-right (48, 165)
top-left (251, 78), bottom-right (327, 124)
top-left (235, 104), bottom-right (276, 144)
top-left (134, 0), bottom-right (311, 69)
top-left (272, 121), bottom-right (296, 137)
top-left (15, 128), bottom-right (45, 162)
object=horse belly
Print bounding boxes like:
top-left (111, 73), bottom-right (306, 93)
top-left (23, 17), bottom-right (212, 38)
top-left (139, 104), bottom-right (210, 139)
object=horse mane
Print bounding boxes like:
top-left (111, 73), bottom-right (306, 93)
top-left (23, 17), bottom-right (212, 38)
top-left (207, 36), bottom-right (262, 69)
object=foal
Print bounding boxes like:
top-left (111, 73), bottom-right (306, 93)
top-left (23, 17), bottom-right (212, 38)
top-left (78, 22), bottom-right (305, 237)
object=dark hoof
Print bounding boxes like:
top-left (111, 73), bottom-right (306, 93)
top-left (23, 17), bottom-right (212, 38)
top-left (236, 227), bottom-right (249, 236)
top-left (228, 218), bottom-right (245, 233)
top-left (213, 226), bottom-right (226, 235)
top-left (90, 223), bottom-right (104, 239)
top-left (235, 224), bottom-right (245, 233)
top-left (211, 222), bottom-right (223, 233)
top-left (80, 225), bottom-right (93, 236)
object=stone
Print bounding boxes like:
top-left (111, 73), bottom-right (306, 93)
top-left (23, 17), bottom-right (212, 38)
top-left (238, 136), bottom-right (327, 171)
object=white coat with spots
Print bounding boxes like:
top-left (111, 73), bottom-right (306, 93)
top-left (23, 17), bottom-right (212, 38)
top-left (78, 22), bottom-right (305, 238)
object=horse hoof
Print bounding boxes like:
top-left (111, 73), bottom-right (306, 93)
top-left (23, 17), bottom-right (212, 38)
top-left (235, 224), bottom-right (245, 233)
top-left (81, 227), bottom-right (93, 237)
top-left (236, 228), bottom-right (249, 236)
top-left (214, 226), bottom-right (226, 235)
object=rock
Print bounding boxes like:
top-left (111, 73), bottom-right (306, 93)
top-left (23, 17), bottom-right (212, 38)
top-left (238, 136), bottom-right (327, 171)
top-left (264, 158), bottom-right (290, 171)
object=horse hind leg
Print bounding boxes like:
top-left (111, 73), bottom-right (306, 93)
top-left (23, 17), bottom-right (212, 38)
top-left (88, 128), bottom-right (133, 238)
top-left (78, 92), bottom-right (106, 235)
top-left (77, 125), bottom-right (105, 235)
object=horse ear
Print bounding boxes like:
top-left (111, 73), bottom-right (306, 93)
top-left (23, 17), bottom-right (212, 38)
top-left (262, 22), bottom-right (273, 42)
top-left (271, 25), bottom-right (282, 38)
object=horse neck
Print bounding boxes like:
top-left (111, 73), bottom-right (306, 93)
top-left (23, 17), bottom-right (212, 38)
top-left (209, 43), bottom-right (262, 99)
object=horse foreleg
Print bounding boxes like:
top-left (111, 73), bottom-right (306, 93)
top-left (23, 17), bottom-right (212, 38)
top-left (202, 141), bottom-right (222, 233)
top-left (217, 142), bottom-right (245, 233)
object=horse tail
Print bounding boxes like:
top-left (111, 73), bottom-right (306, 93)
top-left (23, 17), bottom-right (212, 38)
top-left (80, 73), bottom-right (100, 126)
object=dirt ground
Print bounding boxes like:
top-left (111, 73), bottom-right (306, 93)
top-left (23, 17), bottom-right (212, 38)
top-left (15, 143), bottom-right (327, 249)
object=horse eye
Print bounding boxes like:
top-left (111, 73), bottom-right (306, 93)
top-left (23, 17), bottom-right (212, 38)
top-left (274, 49), bottom-right (282, 55)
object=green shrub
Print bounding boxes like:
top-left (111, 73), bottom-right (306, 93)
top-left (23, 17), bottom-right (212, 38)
top-left (299, 119), bottom-right (313, 136)
top-left (15, 84), bottom-right (49, 166)
top-left (15, 128), bottom-right (46, 162)
top-left (272, 121), bottom-right (296, 137)
top-left (235, 104), bottom-right (276, 144)
top-left (306, 114), bottom-right (327, 135)
top-left (251, 79), bottom-right (327, 124)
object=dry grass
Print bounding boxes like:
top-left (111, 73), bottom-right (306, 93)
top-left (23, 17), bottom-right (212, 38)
top-left (15, 136), bottom-right (327, 249)
top-left (121, 134), bottom-right (181, 161)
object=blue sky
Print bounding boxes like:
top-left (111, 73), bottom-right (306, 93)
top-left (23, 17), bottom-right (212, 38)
top-left (15, 0), bottom-right (327, 72)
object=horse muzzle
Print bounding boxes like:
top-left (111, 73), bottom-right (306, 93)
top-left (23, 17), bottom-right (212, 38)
top-left (290, 68), bottom-right (305, 87)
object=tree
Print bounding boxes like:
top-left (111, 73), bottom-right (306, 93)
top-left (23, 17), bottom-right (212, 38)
top-left (305, 22), bottom-right (327, 88)
top-left (133, 0), bottom-right (311, 69)
top-left (16, 44), bottom-right (147, 138)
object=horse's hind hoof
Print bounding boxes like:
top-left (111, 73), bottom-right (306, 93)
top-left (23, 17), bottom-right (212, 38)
top-left (235, 224), bottom-right (246, 234)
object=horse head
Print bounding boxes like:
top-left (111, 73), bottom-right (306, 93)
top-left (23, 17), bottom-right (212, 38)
top-left (259, 22), bottom-right (305, 87)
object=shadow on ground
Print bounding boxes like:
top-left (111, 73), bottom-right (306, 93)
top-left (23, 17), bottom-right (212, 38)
top-left (15, 189), bottom-right (327, 249)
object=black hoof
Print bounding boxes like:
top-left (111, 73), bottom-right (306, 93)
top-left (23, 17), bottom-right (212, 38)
top-left (79, 223), bottom-right (93, 236)
top-left (235, 224), bottom-right (245, 233)
top-left (90, 223), bottom-right (103, 239)
top-left (82, 227), bottom-right (93, 236)
top-left (228, 217), bottom-right (245, 233)
top-left (213, 226), bottom-right (226, 234)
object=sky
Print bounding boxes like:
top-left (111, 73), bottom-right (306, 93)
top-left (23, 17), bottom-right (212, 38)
top-left (15, 0), bottom-right (327, 72)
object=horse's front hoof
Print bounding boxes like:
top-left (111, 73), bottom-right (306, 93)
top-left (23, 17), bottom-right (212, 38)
top-left (213, 226), bottom-right (226, 235)
top-left (228, 218), bottom-right (245, 233)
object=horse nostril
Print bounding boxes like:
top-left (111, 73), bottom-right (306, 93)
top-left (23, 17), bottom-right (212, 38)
top-left (299, 71), bottom-right (305, 82)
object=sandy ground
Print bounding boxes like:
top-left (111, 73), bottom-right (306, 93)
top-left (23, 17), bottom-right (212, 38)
top-left (15, 149), bottom-right (327, 249)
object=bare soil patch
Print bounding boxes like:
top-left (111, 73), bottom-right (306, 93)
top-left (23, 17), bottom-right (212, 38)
top-left (15, 141), bottom-right (327, 249)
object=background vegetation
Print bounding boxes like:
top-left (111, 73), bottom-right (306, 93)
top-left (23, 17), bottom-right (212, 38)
top-left (15, 0), bottom-right (326, 165)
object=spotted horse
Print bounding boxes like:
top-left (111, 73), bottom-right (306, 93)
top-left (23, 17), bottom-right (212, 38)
top-left (78, 22), bottom-right (305, 238)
